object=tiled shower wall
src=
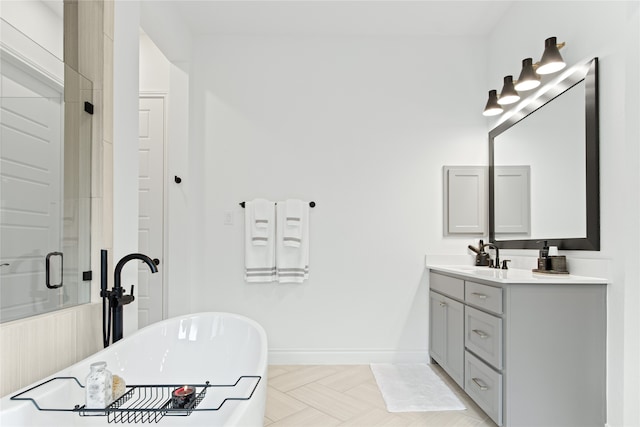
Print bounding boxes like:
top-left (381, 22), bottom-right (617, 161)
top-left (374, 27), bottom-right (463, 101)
top-left (0, 0), bottom-right (113, 397)
top-left (0, 303), bottom-right (103, 397)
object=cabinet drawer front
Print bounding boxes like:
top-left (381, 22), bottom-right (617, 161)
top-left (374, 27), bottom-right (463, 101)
top-left (430, 273), bottom-right (464, 300)
top-left (465, 306), bottom-right (503, 369)
top-left (465, 281), bottom-right (503, 314)
top-left (465, 350), bottom-right (503, 426)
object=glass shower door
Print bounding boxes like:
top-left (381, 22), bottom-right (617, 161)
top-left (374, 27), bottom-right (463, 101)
top-left (0, 66), bottom-right (64, 321)
top-left (0, 15), bottom-right (92, 323)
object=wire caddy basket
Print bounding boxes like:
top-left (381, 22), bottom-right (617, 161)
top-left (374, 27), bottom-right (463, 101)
top-left (10, 375), bottom-right (262, 424)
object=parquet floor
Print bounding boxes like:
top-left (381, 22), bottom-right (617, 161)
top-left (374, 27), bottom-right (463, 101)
top-left (264, 364), bottom-right (498, 426)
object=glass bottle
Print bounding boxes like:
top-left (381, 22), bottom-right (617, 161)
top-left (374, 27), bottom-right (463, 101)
top-left (85, 361), bottom-right (113, 409)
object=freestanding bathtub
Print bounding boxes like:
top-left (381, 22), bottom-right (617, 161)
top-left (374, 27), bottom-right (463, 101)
top-left (0, 312), bottom-right (268, 426)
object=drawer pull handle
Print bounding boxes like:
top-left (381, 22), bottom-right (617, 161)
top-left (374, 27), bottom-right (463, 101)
top-left (472, 329), bottom-right (489, 339)
top-left (471, 292), bottom-right (488, 299)
top-left (472, 377), bottom-right (489, 391)
top-left (439, 301), bottom-right (447, 307)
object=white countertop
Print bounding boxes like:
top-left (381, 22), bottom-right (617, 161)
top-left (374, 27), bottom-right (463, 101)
top-left (428, 264), bottom-right (608, 285)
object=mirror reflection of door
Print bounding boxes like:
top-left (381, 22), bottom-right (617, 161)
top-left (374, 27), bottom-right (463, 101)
top-left (0, 52), bottom-right (64, 320)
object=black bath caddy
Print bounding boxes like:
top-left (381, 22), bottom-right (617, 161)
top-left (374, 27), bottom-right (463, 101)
top-left (10, 375), bottom-right (262, 424)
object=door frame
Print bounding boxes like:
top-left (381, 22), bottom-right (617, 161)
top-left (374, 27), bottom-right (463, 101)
top-left (139, 92), bottom-right (168, 323)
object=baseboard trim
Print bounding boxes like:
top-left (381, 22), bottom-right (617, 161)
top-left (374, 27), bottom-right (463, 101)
top-left (268, 348), bottom-right (429, 365)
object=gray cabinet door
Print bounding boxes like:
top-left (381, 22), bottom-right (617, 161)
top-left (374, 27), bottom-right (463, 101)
top-left (429, 291), bottom-right (464, 388)
top-left (443, 166), bottom-right (487, 234)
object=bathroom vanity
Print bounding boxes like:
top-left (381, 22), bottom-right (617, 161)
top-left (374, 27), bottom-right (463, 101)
top-left (428, 265), bottom-right (607, 427)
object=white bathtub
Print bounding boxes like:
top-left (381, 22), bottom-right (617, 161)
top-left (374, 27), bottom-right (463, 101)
top-left (0, 312), bottom-right (268, 426)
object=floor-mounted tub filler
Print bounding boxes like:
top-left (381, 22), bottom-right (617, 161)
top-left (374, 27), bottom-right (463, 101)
top-left (0, 312), bottom-right (268, 426)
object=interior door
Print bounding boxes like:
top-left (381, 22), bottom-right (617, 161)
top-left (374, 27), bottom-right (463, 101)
top-left (138, 96), bottom-right (165, 328)
top-left (0, 56), bottom-right (64, 321)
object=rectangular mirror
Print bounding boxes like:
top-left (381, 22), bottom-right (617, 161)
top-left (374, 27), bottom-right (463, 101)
top-left (489, 57), bottom-right (600, 250)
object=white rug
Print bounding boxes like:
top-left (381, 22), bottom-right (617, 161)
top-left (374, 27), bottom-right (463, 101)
top-left (370, 363), bottom-right (466, 412)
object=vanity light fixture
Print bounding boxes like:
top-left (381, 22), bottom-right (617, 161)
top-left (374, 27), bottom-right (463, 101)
top-left (483, 89), bottom-right (504, 116)
top-left (482, 36), bottom-right (566, 116)
top-left (536, 36), bottom-right (566, 75)
top-left (497, 75), bottom-right (520, 105)
top-left (514, 58), bottom-right (541, 91)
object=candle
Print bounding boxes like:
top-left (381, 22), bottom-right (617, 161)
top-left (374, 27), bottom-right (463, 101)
top-left (172, 385), bottom-right (195, 408)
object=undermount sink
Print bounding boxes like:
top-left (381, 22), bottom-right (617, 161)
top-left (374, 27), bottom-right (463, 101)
top-left (446, 266), bottom-right (498, 274)
top-left (448, 266), bottom-right (513, 278)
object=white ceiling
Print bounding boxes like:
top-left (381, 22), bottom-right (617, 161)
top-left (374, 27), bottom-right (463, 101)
top-left (165, 1), bottom-right (514, 37)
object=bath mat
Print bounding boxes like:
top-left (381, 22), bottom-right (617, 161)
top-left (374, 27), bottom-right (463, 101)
top-left (370, 363), bottom-right (466, 412)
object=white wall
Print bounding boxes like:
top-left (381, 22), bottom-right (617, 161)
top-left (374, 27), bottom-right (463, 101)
top-left (140, 31), bottom-right (169, 93)
top-left (486, 2), bottom-right (640, 426)
top-left (184, 34), bottom-right (488, 362)
top-left (113, 0), bottom-right (140, 337)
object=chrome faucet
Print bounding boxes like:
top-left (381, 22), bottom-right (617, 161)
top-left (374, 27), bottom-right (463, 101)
top-left (107, 253), bottom-right (158, 344)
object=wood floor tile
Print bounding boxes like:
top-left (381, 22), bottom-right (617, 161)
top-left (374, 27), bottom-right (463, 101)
top-left (269, 365), bottom-right (294, 379)
top-left (265, 386), bottom-right (308, 421)
top-left (317, 365), bottom-right (373, 392)
top-left (402, 410), bottom-right (484, 427)
top-left (269, 406), bottom-right (342, 427)
top-left (337, 407), bottom-right (414, 426)
top-left (266, 365), bottom-right (492, 427)
top-left (288, 382), bottom-right (374, 421)
top-left (343, 379), bottom-right (387, 409)
top-left (269, 365), bottom-right (339, 392)
top-left (455, 393), bottom-right (493, 423)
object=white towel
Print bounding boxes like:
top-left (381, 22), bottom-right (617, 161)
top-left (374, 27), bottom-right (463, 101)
top-left (283, 199), bottom-right (303, 247)
top-left (254, 199), bottom-right (270, 229)
top-left (245, 200), bottom-right (276, 282)
top-left (276, 200), bottom-right (310, 284)
top-left (251, 199), bottom-right (271, 246)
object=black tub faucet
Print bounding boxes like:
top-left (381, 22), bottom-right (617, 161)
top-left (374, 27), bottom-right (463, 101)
top-left (110, 253), bottom-right (158, 343)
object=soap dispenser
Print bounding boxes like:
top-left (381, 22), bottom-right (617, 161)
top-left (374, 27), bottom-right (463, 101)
top-left (537, 240), bottom-right (550, 271)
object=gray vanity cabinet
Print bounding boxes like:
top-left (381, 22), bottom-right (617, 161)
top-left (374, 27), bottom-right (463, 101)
top-left (428, 270), bottom-right (606, 427)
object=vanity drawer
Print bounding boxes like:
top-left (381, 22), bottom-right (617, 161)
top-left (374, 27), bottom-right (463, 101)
top-left (465, 281), bottom-right (503, 314)
top-left (430, 273), bottom-right (464, 300)
top-left (465, 350), bottom-right (503, 426)
top-left (465, 306), bottom-right (503, 369)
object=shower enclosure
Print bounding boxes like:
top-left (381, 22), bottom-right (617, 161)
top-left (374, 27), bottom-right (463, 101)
top-left (0, 1), bottom-right (92, 323)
